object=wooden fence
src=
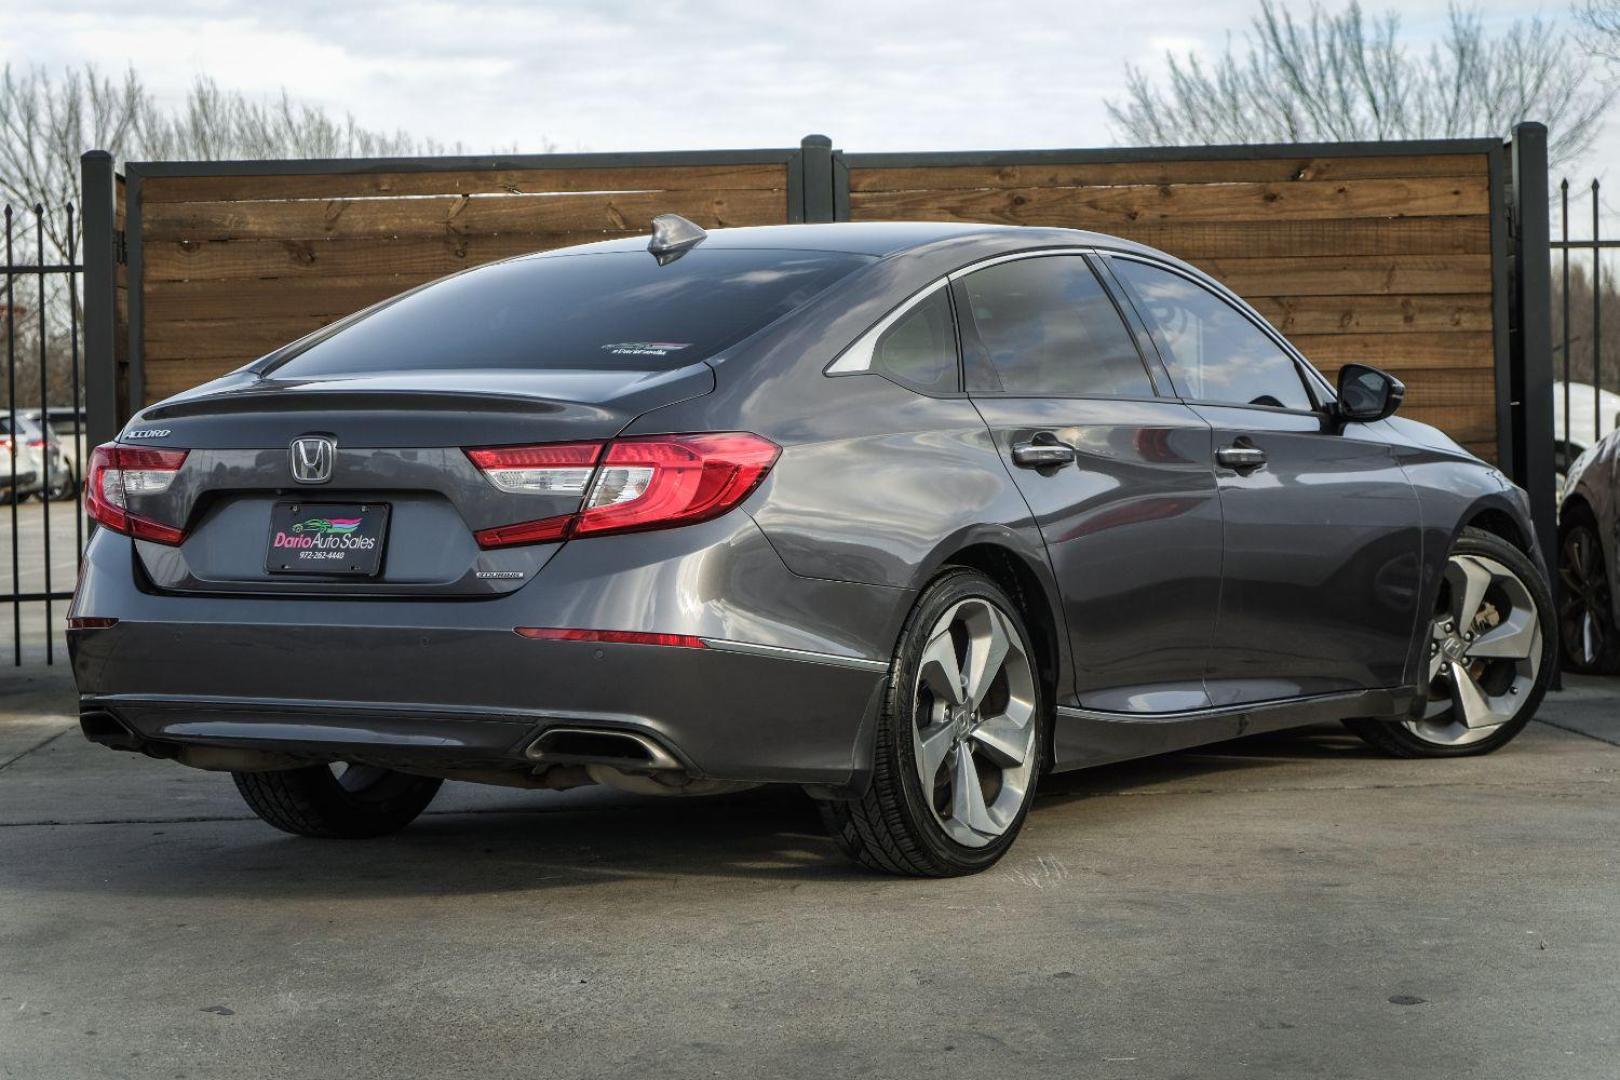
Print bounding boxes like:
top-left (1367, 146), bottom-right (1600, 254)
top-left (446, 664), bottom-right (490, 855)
top-left (80, 131), bottom-right (1551, 529)
top-left (121, 152), bottom-right (803, 405)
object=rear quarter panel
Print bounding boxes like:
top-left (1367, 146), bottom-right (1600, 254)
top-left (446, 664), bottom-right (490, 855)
top-left (623, 253), bottom-right (1067, 697)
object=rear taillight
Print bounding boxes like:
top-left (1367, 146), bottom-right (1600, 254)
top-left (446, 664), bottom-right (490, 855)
top-left (84, 442), bottom-right (189, 545)
top-left (464, 442), bottom-right (601, 494)
top-left (467, 432), bottom-right (780, 549)
top-left (25, 438), bottom-right (45, 449)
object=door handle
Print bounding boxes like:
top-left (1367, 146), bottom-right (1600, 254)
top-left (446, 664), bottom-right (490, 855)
top-left (1011, 433), bottom-right (1077, 469)
top-left (1215, 443), bottom-right (1267, 470)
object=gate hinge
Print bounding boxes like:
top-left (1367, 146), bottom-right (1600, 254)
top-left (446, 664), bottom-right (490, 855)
top-left (113, 228), bottom-right (127, 265)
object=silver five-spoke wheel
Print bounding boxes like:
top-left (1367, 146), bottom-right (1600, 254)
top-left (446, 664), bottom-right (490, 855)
top-left (912, 597), bottom-right (1037, 848)
top-left (1403, 552), bottom-right (1543, 747)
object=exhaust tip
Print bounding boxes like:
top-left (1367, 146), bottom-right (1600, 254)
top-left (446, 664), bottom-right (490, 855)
top-left (79, 709), bottom-right (143, 751)
top-left (526, 727), bottom-right (681, 771)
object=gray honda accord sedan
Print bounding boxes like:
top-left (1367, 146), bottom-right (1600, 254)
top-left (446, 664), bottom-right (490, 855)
top-left (69, 217), bottom-right (1555, 876)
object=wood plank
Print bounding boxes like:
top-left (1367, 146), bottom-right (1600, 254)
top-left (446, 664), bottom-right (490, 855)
top-left (145, 315), bottom-right (340, 360)
top-left (848, 154), bottom-right (1490, 191)
top-left (1248, 294), bottom-right (1493, 335)
top-left (1400, 403), bottom-right (1497, 443)
top-left (1287, 332), bottom-right (1495, 370)
top-left (142, 231), bottom-right (633, 283)
top-left (145, 275), bottom-right (430, 321)
top-left (1190, 254), bottom-right (1492, 297)
top-left (145, 363), bottom-right (244, 404)
top-left (849, 176), bottom-right (1489, 226)
top-left (141, 163), bottom-right (789, 204)
top-left (142, 187), bottom-right (787, 242)
top-left (1109, 218), bottom-right (1491, 258)
top-left (1391, 368), bottom-right (1497, 408)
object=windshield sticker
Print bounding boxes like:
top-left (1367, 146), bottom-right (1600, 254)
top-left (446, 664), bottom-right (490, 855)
top-left (601, 342), bottom-right (693, 357)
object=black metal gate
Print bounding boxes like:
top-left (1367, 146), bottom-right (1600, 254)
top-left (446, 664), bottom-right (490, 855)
top-left (1552, 178), bottom-right (1620, 462)
top-left (2, 201), bottom-right (87, 666)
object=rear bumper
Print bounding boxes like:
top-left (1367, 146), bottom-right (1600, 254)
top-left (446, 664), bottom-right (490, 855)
top-left (1, 467), bottom-right (40, 492)
top-left (68, 514), bottom-right (905, 786)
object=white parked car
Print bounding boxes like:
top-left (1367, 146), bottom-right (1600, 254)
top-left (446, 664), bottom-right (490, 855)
top-left (1554, 380), bottom-right (1620, 477)
top-left (0, 415), bottom-right (45, 503)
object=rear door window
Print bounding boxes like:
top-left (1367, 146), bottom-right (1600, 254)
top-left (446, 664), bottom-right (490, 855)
top-left (957, 255), bottom-right (1156, 398)
top-left (268, 248), bottom-right (873, 377)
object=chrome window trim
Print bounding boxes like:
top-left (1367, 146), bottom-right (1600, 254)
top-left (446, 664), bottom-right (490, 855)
top-left (946, 246), bottom-right (1098, 282)
top-left (824, 278), bottom-right (951, 375)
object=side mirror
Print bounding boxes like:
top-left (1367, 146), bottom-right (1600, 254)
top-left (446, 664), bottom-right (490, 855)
top-left (1335, 364), bottom-right (1405, 423)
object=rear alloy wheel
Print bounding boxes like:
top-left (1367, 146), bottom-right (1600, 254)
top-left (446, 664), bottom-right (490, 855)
top-left (233, 762), bottom-right (442, 838)
top-left (1345, 528), bottom-right (1553, 757)
top-left (819, 569), bottom-right (1044, 876)
top-left (1558, 514), bottom-right (1620, 674)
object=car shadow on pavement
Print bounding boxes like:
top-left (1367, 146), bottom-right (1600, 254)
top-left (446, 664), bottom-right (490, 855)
top-left (5, 724), bottom-right (1385, 901)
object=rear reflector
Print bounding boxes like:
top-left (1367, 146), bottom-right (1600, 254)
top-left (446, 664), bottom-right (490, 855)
top-left (84, 443), bottom-right (189, 545)
top-left (514, 627), bottom-right (707, 649)
top-left (67, 616), bottom-right (119, 630)
top-left (469, 432), bottom-right (780, 549)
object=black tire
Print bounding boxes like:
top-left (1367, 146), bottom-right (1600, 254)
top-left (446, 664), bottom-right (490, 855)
top-left (1556, 506), bottom-right (1620, 675)
top-left (818, 568), bottom-right (1046, 877)
top-left (1344, 527), bottom-right (1555, 758)
top-left (232, 763), bottom-right (442, 838)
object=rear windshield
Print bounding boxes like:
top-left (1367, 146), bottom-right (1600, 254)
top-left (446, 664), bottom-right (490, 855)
top-left (266, 247), bottom-right (873, 376)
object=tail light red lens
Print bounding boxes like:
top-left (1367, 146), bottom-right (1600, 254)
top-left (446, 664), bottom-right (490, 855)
top-left (25, 438), bottom-right (46, 449)
top-left (85, 442), bottom-right (189, 545)
top-left (469, 432), bottom-right (780, 549)
top-left (575, 433), bottom-right (780, 537)
top-left (464, 442), bottom-right (601, 494)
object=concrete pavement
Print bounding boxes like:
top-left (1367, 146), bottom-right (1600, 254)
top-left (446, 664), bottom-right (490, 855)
top-left (1, 666), bottom-right (1616, 1079)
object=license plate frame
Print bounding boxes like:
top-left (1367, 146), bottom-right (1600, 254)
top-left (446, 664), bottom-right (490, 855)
top-left (265, 502), bottom-right (390, 576)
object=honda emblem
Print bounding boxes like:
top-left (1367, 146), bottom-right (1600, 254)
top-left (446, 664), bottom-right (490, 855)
top-left (290, 436), bottom-right (336, 484)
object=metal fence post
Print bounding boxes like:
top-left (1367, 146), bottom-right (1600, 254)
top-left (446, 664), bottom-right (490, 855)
top-left (1509, 123), bottom-right (1556, 577)
top-left (80, 150), bottom-right (118, 449)
top-left (800, 135), bottom-right (836, 223)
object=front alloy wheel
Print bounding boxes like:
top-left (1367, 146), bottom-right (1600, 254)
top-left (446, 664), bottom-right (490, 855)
top-left (819, 568), bottom-right (1044, 876)
top-left (1404, 552), bottom-right (1543, 746)
top-left (1346, 527), bottom-right (1553, 758)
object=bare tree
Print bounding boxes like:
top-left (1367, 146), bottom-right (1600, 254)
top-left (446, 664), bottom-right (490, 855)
top-left (0, 66), bottom-right (146, 268)
top-left (1107, 2), bottom-right (1611, 169)
top-left (1579, 0), bottom-right (1620, 64)
top-left (136, 77), bottom-right (457, 162)
top-left (0, 65), bottom-right (488, 407)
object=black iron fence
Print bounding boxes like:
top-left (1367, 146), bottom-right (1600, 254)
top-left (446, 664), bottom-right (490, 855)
top-left (2, 201), bottom-right (87, 666)
top-left (1552, 178), bottom-right (1620, 465)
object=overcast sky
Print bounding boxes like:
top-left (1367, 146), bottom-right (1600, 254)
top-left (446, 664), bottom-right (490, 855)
top-left (2, 0), bottom-right (1614, 224)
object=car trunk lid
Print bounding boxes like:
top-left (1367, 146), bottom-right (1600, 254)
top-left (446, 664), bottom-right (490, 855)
top-left (121, 363), bottom-right (713, 597)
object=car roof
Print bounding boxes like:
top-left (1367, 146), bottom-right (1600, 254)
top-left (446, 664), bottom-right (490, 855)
top-left (527, 221), bottom-right (1168, 260)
